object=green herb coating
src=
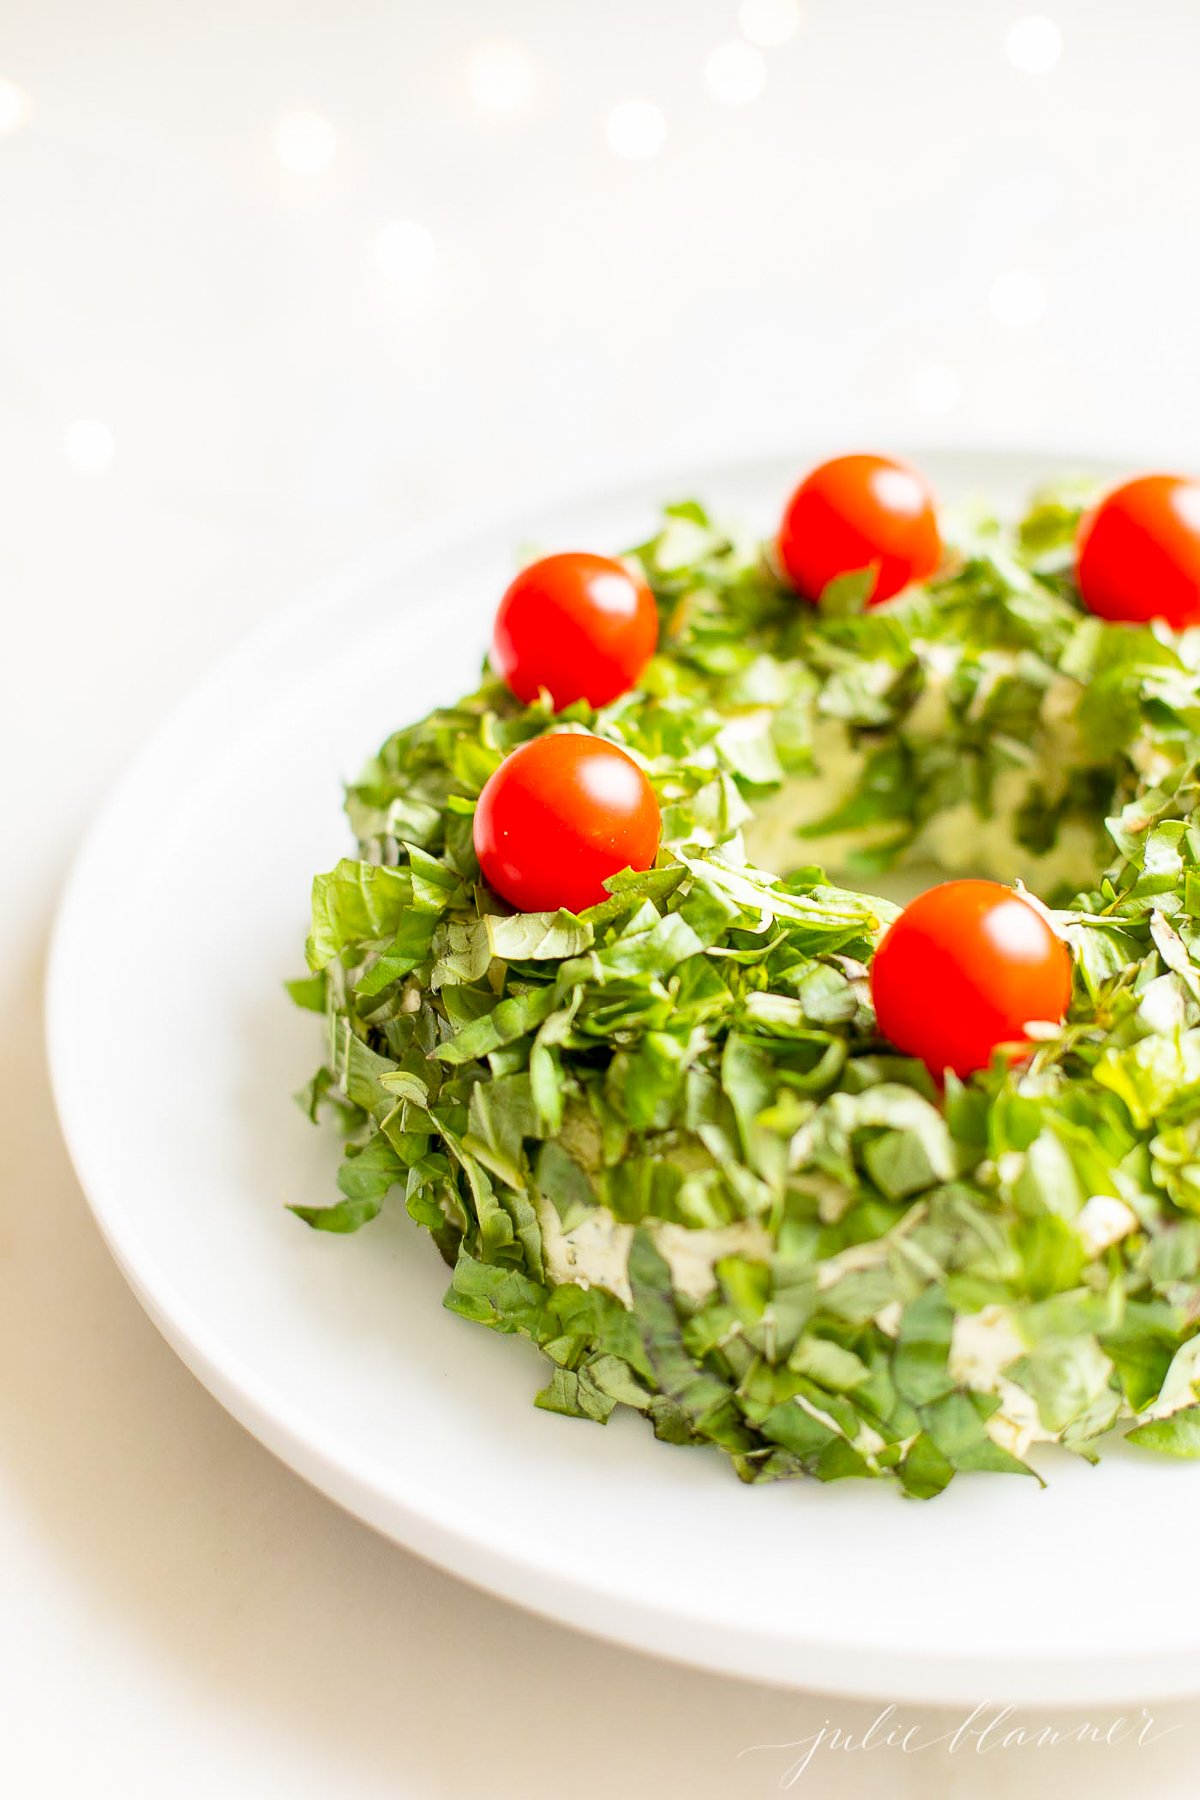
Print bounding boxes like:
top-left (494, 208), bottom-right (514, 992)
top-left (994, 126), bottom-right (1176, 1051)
top-left (290, 488), bottom-right (1200, 1494)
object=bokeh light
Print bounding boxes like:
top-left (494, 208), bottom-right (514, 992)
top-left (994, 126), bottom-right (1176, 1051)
top-left (989, 268), bottom-right (1047, 327)
top-left (605, 99), bottom-right (667, 160)
top-left (738, 0), bottom-right (801, 49)
top-left (910, 364), bottom-right (962, 416)
top-left (705, 42), bottom-right (767, 105)
top-left (374, 220), bottom-right (436, 283)
top-left (1005, 15), bottom-right (1063, 74)
top-left (62, 419), bottom-right (116, 475)
top-left (467, 44), bottom-right (535, 112)
top-left (272, 111), bottom-right (337, 174)
top-left (0, 77), bottom-right (31, 134)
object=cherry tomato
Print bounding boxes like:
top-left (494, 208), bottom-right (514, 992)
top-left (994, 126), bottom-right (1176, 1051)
top-left (777, 453), bottom-right (942, 607)
top-left (1075, 474), bottom-right (1200, 630)
top-left (870, 880), bottom-right (1072, 1079)
top-left (491, 551), bottom-right (659, 711)
top-left (473, 732), bottom-right (660, 914)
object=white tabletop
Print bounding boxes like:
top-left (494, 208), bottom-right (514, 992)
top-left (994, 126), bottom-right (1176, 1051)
top-left (6, 0), bottom-right (1200, 1792)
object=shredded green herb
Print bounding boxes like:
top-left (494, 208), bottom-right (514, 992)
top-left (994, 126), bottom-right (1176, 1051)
top-left (289, 485), bottom-right (1200, 1494)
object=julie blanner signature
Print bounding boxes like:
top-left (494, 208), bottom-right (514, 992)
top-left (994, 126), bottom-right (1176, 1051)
top-left (740, 1703), bottom-right (1182, 1788)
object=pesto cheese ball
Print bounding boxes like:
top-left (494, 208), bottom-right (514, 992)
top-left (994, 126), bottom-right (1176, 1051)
top-left (291, 478), bottom-right (1200, 1496)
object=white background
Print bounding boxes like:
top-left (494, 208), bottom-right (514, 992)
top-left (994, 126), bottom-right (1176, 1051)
top-left (5, 0), bottom-right (1200, 1793)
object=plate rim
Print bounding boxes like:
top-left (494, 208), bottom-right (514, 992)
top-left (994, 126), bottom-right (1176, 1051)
top-left (48, 440), bottom-right (1199, 1707)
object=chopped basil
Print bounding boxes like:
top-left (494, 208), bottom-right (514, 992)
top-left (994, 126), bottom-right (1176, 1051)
top-left (290, 484), bottom-right (1200, 1492)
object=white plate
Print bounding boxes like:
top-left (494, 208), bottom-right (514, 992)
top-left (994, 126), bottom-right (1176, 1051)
top-left (48, 447), bottom-right (1197, 1709)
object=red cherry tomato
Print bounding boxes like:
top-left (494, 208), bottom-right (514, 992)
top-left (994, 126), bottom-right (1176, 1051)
top-left (491, 551), bottom-right (659, 711)
top-left (778, 453), bottom-right (942, 607)
top-left (870, 880), bottom-right (1072, 1079)
top-left (473, 732), bottom-right (660, 914)
top-left (1076, 474), bottom-right (1200, 630)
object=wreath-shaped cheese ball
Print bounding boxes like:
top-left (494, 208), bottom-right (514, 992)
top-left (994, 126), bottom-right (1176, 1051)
top-left (291, 458), bottom-right (1200, 1496)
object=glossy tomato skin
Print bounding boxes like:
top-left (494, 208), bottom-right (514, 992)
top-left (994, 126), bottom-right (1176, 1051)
top-left (870, 880), bottom-right (1072, 1080)
top-left (778, 453), bottom-right (942, 607)
top-left (491, 551), bottom-right (659, 711)
top-left (473, 732), bottom-right (660, 915)
top-left (1076, 474), bottom-right (1200, 630)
